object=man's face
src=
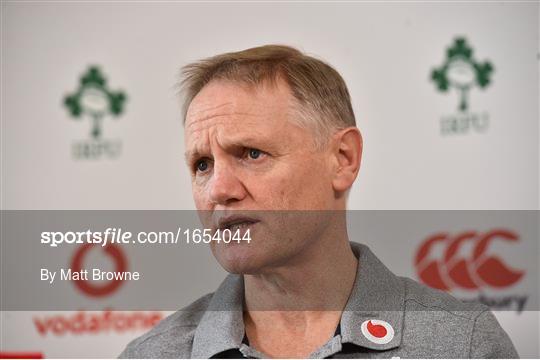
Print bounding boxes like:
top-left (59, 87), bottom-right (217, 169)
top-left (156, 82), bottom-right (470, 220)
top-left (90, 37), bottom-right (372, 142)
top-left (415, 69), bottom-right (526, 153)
top-left (184, 79), bottom-right (338, 274)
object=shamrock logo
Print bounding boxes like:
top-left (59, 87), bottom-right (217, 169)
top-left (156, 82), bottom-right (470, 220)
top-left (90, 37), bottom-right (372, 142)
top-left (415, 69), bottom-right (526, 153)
top-left (64, 66), bottom-right (127, 138)
top-left (431, 37), bottom-right (494, 112)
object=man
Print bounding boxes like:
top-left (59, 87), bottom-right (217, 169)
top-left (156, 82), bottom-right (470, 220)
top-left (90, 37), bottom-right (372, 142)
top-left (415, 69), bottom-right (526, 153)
top-left (120, 45), bottom-right (518, 358)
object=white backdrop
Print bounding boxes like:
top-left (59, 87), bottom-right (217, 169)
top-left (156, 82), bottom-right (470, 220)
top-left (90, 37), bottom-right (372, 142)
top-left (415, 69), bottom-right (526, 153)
top-left (1, 1), bottom-right (539, 358)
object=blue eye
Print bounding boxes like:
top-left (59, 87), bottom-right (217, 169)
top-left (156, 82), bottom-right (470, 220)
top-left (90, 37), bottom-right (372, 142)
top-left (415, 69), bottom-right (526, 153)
top-left (196, 160), bottom-right (208, 172)
top-left (248, 149), bottom-right (261, 159)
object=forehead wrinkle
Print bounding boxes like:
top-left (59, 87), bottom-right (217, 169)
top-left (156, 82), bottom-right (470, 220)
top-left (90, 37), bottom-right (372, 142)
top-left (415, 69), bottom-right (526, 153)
top-left (184, 127), bottom-right (211, 162)
top-left (185, 99), bottom-right (233, 128)
top-left (186, 96), bottom-right (262, 127)
top-left (184, 118), bottom-right (275, 163)
top-left (186, 101), bottom-right (234, 123)
top-left (187, 101), bottom-right (233, 118)
top-left (186, 112), bottom-right (261, 133)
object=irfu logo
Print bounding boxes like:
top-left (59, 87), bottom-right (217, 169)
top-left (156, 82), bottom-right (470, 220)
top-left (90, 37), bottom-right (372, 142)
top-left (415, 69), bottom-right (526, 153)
top-left (64, 66), bottom-right (127, 159)
top-left (431, 37), bottom-right (494, 135)
top-left (64, 66), bottom-right (126, 138)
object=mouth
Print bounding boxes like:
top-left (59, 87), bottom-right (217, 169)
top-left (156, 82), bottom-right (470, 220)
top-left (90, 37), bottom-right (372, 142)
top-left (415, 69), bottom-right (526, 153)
top-left (216, 216), bottom-right (260, 233)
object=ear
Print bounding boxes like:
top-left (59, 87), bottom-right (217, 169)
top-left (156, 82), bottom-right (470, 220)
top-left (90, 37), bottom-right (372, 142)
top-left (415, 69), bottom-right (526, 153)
top-left (331, 127), bottom-right (363, 193)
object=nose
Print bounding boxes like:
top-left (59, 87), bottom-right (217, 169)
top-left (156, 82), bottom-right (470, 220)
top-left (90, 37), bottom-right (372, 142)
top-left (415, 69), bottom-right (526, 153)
top-left (208, 160), bottom-right (247, 206)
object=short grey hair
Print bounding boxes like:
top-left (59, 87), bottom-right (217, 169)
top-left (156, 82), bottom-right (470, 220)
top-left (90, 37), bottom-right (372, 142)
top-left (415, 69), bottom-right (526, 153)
top-left (178, 44), bottom-right (356, 147)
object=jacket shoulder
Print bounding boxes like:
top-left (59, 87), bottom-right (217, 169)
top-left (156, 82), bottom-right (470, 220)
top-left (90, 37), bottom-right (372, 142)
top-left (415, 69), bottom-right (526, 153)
top-left (400, 277), bottom-right (518, 358)
top-left (118, 292), bottom-right (213, 359)
top-left (469, 309), bottom-right (519, 358)
top-left (401, 276), bottom-right (487, 316)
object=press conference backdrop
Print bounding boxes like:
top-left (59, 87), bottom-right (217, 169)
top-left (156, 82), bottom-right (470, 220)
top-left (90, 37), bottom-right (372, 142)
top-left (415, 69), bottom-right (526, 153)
top-left (1, 1), bottom-right (539, 358)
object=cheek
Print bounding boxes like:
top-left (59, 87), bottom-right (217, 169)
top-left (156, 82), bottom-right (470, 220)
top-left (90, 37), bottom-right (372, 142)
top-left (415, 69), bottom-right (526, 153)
top-left (253, 159), bottom-right (332, 209)
top-left (192, 183), bottom-right (210, 210)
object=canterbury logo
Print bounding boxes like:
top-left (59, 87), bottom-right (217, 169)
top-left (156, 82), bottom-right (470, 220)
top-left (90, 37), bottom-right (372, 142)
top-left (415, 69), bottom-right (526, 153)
top-left (415, 229), bottom-right (524, 290)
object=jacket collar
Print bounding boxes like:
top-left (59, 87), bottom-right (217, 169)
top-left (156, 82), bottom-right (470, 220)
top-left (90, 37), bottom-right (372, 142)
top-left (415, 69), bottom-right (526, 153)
top-left (340, 243), bottom-right (405, 351)
top-left (191, 273), bottom-right (245, 358)
top-left (191, 242), bottom-right (405, 358)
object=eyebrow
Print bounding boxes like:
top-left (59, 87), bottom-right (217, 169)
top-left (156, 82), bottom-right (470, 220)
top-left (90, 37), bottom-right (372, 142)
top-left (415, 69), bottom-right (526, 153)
top-left (184, 150), bottom-right (202, 164)
top-left (184, 135), bottom-right (273, 164)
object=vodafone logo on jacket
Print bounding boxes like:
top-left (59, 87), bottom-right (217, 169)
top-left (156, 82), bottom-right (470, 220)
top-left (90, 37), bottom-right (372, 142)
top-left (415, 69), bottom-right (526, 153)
top-left (360, 320), bottom-right (394, 344)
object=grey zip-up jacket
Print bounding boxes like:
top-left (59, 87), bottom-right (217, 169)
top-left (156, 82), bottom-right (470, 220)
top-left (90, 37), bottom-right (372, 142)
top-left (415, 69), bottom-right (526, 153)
top-left (119, 242), bottom-right (518, 358)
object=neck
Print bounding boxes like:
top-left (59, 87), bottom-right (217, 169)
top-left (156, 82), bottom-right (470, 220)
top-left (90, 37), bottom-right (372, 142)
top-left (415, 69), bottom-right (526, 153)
top-left (242, 220), bottom-right (358, 358)
top-left (243, 220), bottom-right (358, 312)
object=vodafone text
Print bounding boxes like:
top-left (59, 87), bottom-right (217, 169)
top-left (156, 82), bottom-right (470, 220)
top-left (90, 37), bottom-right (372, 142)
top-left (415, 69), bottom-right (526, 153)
top-left (33, 310), bottom-right (163, 336)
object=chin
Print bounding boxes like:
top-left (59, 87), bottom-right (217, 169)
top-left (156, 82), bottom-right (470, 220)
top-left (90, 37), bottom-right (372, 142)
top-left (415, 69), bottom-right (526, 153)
top-left (211, 242), bottom-right (270, 274)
